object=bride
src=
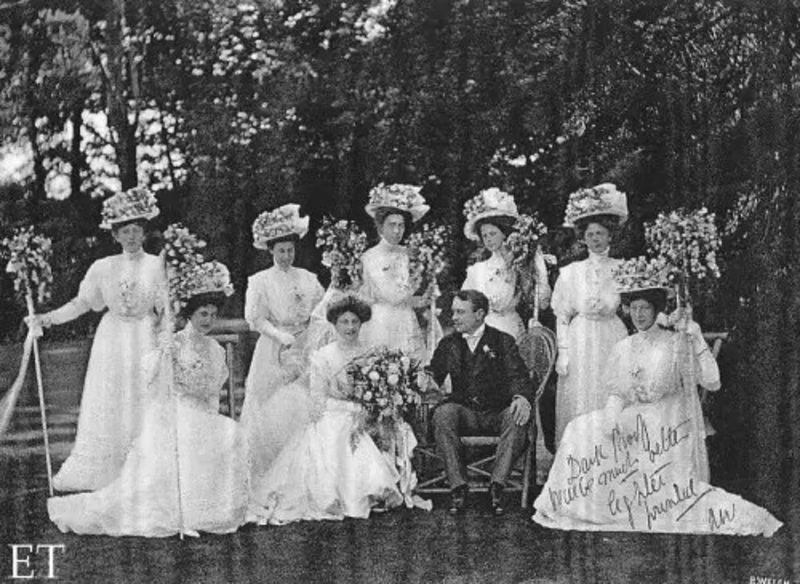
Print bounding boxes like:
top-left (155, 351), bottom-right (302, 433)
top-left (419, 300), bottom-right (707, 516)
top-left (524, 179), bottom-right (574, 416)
top-left (47, 261), bottom-right (248, 537)
top-left (248, 295), bottom-right (426, 525)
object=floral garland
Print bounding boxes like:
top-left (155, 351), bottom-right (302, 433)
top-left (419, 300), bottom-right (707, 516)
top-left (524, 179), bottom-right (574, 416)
top-left (2, 227), bottom-right (53, 305)
top-left (368, 183), bottom-right (425, 211)
top-left (162, 223), bottom-right (208, 306)
top-left (644, 207), bottom-right (721, 301)
top-left (407, 223), bottom-right (450, 294)
top-left (100, 187), bottom-right (159, 229)
top-left (563, 183), bottom-right (618, 226)
top-left (462, 187), bottom-right (516, 222)
top-left (346, 346), bottom-right (426, 452)
top-left (315, 216), bottom-right (368, 289)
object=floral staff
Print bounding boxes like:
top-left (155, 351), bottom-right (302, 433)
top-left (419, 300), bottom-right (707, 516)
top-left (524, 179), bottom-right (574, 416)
top-left (1, 227), bottom-right (55, 495)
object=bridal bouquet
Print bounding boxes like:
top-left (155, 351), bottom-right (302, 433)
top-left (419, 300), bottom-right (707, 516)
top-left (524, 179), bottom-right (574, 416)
top-left (345, 347), bottom-right (426, 451)
top-left (407, 222), bottom-right (450, 294)
top-left (645, 207), bottom-right (721, 301)
top-left (316, 216), bottom-right (368, 290)
top-left (2, 227), bottom-right (54, 304)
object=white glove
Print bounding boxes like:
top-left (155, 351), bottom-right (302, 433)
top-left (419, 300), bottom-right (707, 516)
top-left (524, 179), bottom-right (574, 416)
top-left (276, 330), bottom-right (295, 347)
top-left (555, 352), bottom-right (569, 377)
top-left (24, 315), bottom-right (46, 338)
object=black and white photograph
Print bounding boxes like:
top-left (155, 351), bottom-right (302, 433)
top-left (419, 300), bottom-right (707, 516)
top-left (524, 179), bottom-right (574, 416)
top-left (0, 1), bottom-right (798, 582)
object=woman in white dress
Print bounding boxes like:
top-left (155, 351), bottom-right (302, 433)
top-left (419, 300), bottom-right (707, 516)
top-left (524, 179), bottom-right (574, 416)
top-left (533, 277), bottom-right (782, 536)
top-left (552, 184), bottom-right (629, 445)
top-left (48, 261), bottom-right (248, 537)
top-left (28, 187), bottom-right (166, 492)
top-left (359, 183), bottom-right (432, 362)
top-left (240, 204), bottom-right (324, 481)
top-left (461, 188), bottom-right (551, 341)
top-left (248, 295), bottom-right (408, 525)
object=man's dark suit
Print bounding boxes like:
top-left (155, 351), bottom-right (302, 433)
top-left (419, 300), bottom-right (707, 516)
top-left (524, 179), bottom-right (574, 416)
top-left (429, 324), bottom-right (532, 489)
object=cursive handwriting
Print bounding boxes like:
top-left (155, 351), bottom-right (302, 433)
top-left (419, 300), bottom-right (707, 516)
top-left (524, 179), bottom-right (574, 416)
top-left (708, 504), bottom-right (737, 531)
top-left (566, 444), bottom-right (608, 485)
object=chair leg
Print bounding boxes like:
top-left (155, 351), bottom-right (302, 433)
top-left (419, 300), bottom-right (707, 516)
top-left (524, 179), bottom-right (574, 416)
top-left (521, 425), bottom-right (537, 509)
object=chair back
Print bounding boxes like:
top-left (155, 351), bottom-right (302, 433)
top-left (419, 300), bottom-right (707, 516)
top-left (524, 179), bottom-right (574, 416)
top-left (517, 324), bottom-right (557, 404)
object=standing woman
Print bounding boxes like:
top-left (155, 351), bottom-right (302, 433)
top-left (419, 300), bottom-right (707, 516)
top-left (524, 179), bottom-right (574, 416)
top-left (241, 204), bottom-right (324, 475)
top-left (462, 188), bottom-right (551, 342)
top-left (358, 183), bottom-right (431, 362)
top-left (551, 184), bottom-right (629, 445)
top-left (28, 187), bottom-right (165, 492)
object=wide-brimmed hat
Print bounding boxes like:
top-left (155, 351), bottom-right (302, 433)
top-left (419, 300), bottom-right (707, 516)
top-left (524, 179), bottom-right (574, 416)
top-left (252, 203), bottom-right (309, 250)
top-left (462, 188), bottom-right (520, 241)
top-left (613, 256), bottom-right (676, 299)
top-left (563, 183), bottom-right (628, 228)
top-left (364, 183), bottom-right (429, 223)
top-left (99, 187), bottom-right (160, 230)
top-left (175, 260), bottom-right (235, 305)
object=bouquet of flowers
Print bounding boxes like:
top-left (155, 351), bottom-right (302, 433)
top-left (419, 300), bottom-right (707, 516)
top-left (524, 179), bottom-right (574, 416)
top-left (345, 347), bottom-right (426, 451)
top-left (505, 213), bottom-right (547, 303)
top-left (162, 223), bottom-right (207, 304)
top-left (2, 227), bottom-right (54, 305)
top-left (644, 207), bottom-right (721, 302)
top-left (316, 216), bottom-right (367, 289)
top-left (407, 223), bottom-right (450, 294)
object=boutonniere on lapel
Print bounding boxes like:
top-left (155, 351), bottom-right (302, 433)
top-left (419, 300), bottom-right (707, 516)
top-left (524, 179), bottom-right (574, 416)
top-left (481, 345), bottom-right (497, 360)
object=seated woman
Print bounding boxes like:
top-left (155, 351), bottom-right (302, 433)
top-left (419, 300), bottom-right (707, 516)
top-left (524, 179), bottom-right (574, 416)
top-left (47, 261), bottom-right (248, 537)
top-left (248, 295), bottom-right (426, 525)
top-left (533, 273), bottom-right (782, 536)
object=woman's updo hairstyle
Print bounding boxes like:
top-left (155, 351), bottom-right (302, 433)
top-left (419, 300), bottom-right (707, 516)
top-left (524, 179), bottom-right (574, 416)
top-left (373, 207), bottom-right (412, 232)
top-left (111, 218), bottom-right (149, 234)
top-left (574, 214), bottom-right (620, 240)
top-left (266, 233), bottom-right (300, 250)
top-left (621, 288), bottom-right (668, 315)
top-left (475, 216), bottom-right (516, 241)
top-left (180, 292), bottom-right (227, 320)
top-left (326, 294), bottom-right (372, 325)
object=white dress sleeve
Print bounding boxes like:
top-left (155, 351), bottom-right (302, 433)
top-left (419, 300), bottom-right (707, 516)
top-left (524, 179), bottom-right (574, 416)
top-left (245, 272), bottom-right (283, 340)
top-left (551, 264), bottom-right (576, 349)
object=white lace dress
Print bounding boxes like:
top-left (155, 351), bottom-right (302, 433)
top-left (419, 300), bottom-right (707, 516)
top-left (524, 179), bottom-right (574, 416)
top-left (53, 252), bottom-right (165, 492)
top-left (241, 265), bottom-right (324, 480)
top-left (47, 325), bottom-right (248, 537)
top-left (358, 239), bottom-right (426, 361)
top-left (551, 252), bottom-right (628, 445)
top-left (248, 341), bottom-right (423, 525)
top-left (533, 326), bottom-right (783, 536)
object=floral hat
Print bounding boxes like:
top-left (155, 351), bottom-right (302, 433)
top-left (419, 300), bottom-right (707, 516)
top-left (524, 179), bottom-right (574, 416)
top-left (563, 183), bottom-right (628, 227)
top-left (612, 256), bottom-right (676, 298)
top-left (252, 203), bottom-right (310, 250)
top-left (99, 187), bottom-right (160, 230)
top-left (364, 183), bottom-right (429, 223)
top-left (462, 187), bottom-right (520, 241)
top-left (174, 260), bottom-right (235, 305)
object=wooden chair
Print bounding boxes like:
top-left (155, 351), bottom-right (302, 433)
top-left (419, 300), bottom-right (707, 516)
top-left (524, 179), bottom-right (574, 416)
top-left (210, 318), bottom-right (252, 420)
top-left (414, 325), bottom-right (557, 508)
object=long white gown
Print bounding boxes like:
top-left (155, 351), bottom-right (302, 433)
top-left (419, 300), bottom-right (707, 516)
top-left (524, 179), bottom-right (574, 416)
top-left (358, 239), bottom-right (426, 361)
top-left (552, 251), bottom-right (628, 445)
top-left (53, 251), bottom-right (165, 492)
top-left (533, 326), bottom-right (783, 536)
top-left (248, 341), bottom-right (422, 525)
top-left (241, 265), bottom-right (324, 480)
top-left (462, 253), bottom-right (525, 341)
top-left (47, 324), bottom-right (248, 537)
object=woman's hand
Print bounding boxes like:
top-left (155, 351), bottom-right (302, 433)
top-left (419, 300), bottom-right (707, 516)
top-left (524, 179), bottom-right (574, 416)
top-left (24, 314), bottom-right (51, 338)
top-left (276, 330), bottom-right (295, 347)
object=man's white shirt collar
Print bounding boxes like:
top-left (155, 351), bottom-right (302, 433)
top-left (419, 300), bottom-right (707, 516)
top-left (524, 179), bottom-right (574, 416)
top-left (462, 323), bottom-right (486, 352)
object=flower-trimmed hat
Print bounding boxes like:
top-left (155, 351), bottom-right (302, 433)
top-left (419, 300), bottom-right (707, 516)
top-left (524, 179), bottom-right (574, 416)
top-left (563, 183), bottom-right (628, 228)
top-left (462, 187), bottom-right (520, 241)
top-left (174, 260), bottom-right (235, 306)
top-left (364, 183), bottom-right (429, 223)
top-left (613, 256), bottom-right (676, 299)
top-left (100, 187), bottom-right (160, 230)
top-left (252, 203), bottom-right (309, 250)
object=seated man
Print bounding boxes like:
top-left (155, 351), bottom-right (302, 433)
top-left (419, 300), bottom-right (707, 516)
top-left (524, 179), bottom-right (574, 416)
top-left (429, 289), bottom-right (533, 515)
